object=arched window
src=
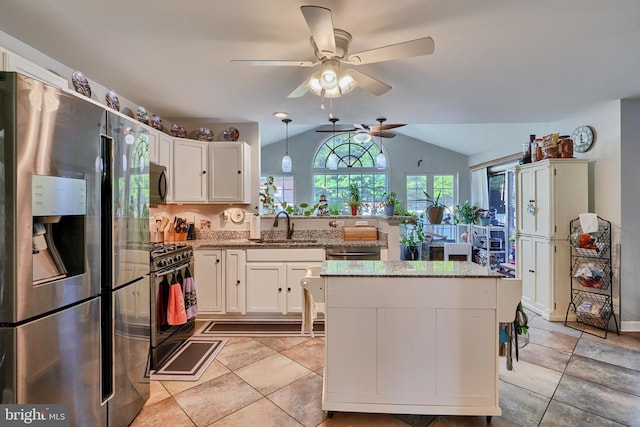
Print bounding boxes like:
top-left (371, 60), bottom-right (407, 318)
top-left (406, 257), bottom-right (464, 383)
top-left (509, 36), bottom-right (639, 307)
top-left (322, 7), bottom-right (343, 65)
top-left (312, 133), bottom-right (387, 215)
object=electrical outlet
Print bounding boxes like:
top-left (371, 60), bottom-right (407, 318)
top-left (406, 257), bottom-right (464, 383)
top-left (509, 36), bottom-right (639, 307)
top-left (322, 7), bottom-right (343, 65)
top-left (336, 220), bottom-right (344, 226)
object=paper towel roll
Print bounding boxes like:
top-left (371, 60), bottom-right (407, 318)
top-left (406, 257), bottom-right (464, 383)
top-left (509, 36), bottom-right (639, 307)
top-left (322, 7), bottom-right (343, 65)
top-left (249, 214), bottom-right (261, 239)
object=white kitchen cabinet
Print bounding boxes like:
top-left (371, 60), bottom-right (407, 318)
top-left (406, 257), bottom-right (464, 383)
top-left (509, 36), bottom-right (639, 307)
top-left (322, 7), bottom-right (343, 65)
top-left (172, 137), bottom-right (208, 202)
top-left (246, 263), bottom-right (287, 313)
top-left (208, 141), bottom-right (251, 203)
top-left (118, 249), bottom-right (150, 321)
top-left (0, 47), bottom-right (68, 89)
top-left (516, 159), bottom-right (588, 238)
top-left (516, 159), bottom-right (587, 320)
top-left (225, 249), bottom-right (246, 314)
top-left (194, 249), bottom-right (224, 313)
top-left (245, 249), bottom-right (324, 314)
top-left (518, 235), bottom-right (571, 320)
top-left (324, 276), bottom-right (500, 416)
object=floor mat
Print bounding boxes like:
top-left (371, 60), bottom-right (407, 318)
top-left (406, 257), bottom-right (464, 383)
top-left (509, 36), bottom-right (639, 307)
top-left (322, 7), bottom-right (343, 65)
top-left (150, 337), bottom-right (226, 382)
top-left (195, 320), bottom-right (324, 337)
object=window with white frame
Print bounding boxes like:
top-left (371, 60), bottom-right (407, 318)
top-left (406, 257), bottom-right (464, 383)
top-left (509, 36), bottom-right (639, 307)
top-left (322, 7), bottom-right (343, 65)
top-left (312, 133), bottom-right (387, 215)
top-left (406, 174), bottom-right (456, 215)
top-left (260, 175), bottom-right (294, 212)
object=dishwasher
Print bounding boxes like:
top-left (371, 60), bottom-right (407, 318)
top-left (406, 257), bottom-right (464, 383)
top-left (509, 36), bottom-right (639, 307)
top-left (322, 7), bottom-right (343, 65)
top-left (325, 246), bottom-right (381, 260)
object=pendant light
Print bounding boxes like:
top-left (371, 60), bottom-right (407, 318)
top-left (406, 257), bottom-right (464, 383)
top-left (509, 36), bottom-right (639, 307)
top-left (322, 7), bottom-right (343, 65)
top-left (374, 117), bottom-right (387, 170)
top-left (281, 118), bottom-right (292, 172)
top-left (327, 117), bottom-right (339, 170)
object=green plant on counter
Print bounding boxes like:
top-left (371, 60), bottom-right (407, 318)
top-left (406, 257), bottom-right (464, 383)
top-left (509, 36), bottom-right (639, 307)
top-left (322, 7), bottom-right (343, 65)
top-left (346, 183), bottom-right (361, 207)
top-left (328, 202), bottom-right (342, 216)
top-left (383, 191), bottom-right (399, 206)
top-left (259, 176), bottom-right (277, 214)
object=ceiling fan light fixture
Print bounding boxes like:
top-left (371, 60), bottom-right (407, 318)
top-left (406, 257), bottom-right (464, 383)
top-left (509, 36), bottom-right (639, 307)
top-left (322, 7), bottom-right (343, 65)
top-left (353, 132), bottom-right (372, 144)
top-left (319, 59), bottom-right (339, 90)
top-left (337, 70), bottom-right (357, 95)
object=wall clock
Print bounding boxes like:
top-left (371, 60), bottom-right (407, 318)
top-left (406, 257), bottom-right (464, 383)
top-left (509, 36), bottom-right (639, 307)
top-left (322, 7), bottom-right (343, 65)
top-left (572, 125), bottom-right (595, 153)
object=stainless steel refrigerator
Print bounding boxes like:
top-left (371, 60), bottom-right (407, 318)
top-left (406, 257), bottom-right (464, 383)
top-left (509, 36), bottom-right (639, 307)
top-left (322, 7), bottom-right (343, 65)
top-left (100, 111), bottom-right (151, 427)
top-left (0, 72), bottom-right (151, 426)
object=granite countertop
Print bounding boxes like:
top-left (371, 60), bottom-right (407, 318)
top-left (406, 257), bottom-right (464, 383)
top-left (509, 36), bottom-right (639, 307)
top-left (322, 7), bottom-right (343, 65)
top-left (192, 237), bottom-right (388, 249)
top-left (320, 260), bottom-right (504, 278)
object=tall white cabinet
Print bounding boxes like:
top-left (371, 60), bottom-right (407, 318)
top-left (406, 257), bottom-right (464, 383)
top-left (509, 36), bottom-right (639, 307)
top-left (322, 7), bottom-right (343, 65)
top-left (515, 159), bottom-right (588, 320)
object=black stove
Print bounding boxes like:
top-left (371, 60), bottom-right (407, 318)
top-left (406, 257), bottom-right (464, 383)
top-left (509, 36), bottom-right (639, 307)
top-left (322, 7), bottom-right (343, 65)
top-left (150, 242), bottom-right (193, 272)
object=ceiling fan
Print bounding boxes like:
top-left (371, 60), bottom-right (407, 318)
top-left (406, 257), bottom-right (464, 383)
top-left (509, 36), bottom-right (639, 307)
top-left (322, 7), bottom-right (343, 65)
top-left (232, 5), bottom-right (434, 99)
top-left (316, 118), bottom-right (406, 139)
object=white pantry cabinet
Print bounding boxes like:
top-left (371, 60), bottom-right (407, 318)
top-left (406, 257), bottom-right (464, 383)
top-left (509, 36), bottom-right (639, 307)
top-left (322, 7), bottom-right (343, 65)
top-left (194, 249), bottom-right (224, 313)
top-left (515, 158), bottom-right (587, 320)
top-left (516, 159), bottom-right (588, 238)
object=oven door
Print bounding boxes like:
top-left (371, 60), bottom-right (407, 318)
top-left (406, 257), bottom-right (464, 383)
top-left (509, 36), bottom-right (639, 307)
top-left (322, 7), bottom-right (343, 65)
top-left (149, 258), bottom-right (195, 369)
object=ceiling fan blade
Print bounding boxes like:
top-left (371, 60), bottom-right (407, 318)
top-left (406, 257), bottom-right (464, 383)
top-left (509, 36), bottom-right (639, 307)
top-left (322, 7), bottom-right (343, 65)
top-left (316, 128), bottom-right (359, 133)
top-left (348, 69), bottom-right (391, 96)
top-left (301, 5), bottom-right (336, 57)
top-left (231, 59), bottom-right (317, 67)
top-left (370, 123), bottom-right (406, 131)
top-left (347, 37), bottom-right (435, 65)
top-left (369, 131), bottom-right (397, 139)
top-left (287, 77), bottom-right (310, 98)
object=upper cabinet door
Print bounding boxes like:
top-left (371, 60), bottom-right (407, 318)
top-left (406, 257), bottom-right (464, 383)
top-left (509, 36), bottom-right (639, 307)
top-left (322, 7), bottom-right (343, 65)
top-left (516, 159), bottom-right (588, 238)
top-left (208, 141), bottom-right (251, 203)
top-left (172, 138), bottom-right (207, 202)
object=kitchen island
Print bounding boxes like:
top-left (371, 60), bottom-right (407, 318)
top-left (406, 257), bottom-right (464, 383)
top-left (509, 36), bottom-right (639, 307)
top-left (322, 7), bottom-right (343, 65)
top-left (319, 260), bottom-right (520, 419)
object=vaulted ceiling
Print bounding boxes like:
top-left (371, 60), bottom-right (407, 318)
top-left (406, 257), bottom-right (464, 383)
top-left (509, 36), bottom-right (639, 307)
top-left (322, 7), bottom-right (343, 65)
top-left (2, 0), bottom-right (640, 155)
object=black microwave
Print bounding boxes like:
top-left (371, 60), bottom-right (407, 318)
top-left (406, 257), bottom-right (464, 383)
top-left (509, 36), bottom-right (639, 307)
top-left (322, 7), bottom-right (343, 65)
top-left (149, 163), bottom-right (168, 205)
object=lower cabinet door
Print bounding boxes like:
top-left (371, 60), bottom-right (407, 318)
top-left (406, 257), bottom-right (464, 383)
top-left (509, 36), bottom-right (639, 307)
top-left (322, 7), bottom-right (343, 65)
top-left (246, 263), bottom-right (286, 313)
top-left (195, 249), bottom-right (223, 313)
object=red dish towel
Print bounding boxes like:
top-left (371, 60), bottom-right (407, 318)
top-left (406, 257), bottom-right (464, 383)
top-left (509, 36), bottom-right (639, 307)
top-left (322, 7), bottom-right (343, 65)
top-left (167, 274), bottom-right (187, 325)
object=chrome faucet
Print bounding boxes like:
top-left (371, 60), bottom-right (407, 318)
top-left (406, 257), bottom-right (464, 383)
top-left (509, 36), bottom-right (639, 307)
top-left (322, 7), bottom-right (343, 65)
top-left (273, 211), bottom-right (294, 239)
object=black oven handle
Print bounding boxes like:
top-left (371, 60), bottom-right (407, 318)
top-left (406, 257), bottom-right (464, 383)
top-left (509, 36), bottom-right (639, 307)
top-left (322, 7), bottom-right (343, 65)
top-left (153, 259), bottom-right (194, 278)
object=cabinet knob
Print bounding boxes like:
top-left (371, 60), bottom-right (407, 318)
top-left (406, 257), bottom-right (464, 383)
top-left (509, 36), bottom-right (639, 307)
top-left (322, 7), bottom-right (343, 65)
top-left (236, 280), bottom-right (240, 285)
top-left (237, 170), bottom-right (241, 174)
top-left (529, 269), bottom-right (535, 273)
top-left (278, 287), bottom-right (282, 292)
top-left (202, 170), bottom-right (207, 174)
top-left (216, 259), bottom-right (220, 263)
top-left (287, 287), bottom-right (291, 292)
top-left (529, 200), bottom-right (535, 203)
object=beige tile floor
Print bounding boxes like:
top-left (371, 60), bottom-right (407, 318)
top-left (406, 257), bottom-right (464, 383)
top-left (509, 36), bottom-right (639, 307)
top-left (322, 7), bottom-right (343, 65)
top-left (132, 312), bottom-right (640, 426)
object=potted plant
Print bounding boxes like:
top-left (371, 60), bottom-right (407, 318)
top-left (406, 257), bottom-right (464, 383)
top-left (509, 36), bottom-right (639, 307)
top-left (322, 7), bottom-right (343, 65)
top-left (453, 200), bottom-right (479, 224)
top-left (423, 191), bottom-right (446, 224)
top-left (400, 222), bottom-right (424, 260)
top-left (383, 191), bottom-right (399, 217)
top-left (259, 176), bottom-right (277, 214)
top-left (346, 184), bottom-right (361, 215)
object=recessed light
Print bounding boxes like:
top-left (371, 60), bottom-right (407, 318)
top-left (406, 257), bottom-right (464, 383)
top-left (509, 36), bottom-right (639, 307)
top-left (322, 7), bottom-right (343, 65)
top-left (273, 112), bottom-right (288, 118)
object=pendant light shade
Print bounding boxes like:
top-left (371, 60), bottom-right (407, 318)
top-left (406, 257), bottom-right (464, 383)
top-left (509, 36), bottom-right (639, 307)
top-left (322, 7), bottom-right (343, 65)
top-left (374, 117), bottom-right (387, 170)
top-left (281, 118), bottom-right (292, 172)
top-left (327, 153), bottom-right (339, 170)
